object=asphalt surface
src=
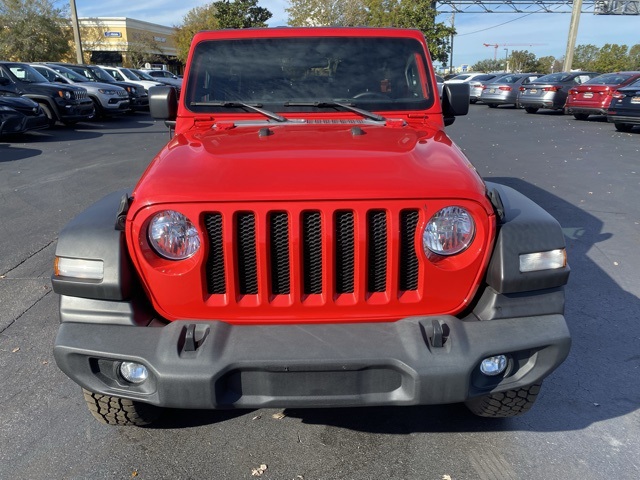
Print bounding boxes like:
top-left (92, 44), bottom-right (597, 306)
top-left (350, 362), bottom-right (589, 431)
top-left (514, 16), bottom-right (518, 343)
top-left (0, 106), bottom-right (639, 480)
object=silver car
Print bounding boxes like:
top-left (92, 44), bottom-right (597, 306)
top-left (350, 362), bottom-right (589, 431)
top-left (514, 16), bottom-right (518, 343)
top-left (480, 73), bottom-right (544, 108)
top-left (517, 71), bottom-right (600, 113)
top-left (31, 64), bottom-right (129, 117)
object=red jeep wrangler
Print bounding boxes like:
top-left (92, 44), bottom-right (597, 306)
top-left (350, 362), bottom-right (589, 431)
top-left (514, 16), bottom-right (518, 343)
top-left (52, 28), bottom-right (571, 426)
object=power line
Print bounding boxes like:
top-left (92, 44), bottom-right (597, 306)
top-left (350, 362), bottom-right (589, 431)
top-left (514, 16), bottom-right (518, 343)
top-left (456, 11), bottom-right (544, 36)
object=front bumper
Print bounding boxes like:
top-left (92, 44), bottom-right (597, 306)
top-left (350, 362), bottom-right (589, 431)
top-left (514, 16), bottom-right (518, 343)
top-left (54, 314), bottom-right (570, 409)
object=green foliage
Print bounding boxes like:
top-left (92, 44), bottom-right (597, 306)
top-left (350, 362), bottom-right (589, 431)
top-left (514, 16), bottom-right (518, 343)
top-left (174, 0), bottom-right (272, 62)
top-left (0, 0), bottom-right (72, 61)
top-left (471, 58), bottom-right (502, 73)
top-left (286, 0), bottom-right (455, 63)
top-left (508, 50), bottom-right (537, 73)
top-left (630, 44), bottom-right (640, 70)
top-left (572, 44), bottom-right (600, 70)
top-left (534, 56), bottom-right (556, 74)
top-left (591, 44), bottom-right (630, 72)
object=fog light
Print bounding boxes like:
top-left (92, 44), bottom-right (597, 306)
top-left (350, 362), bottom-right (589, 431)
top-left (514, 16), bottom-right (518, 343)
top-left (120, 362), bottom-right (149, 384)
top-left (480, 355), bottom-right (508, 376)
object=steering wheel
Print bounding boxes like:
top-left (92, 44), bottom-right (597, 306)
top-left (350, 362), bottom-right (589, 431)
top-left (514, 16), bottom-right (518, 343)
top-left (352, 91), bottom-right (387, 100)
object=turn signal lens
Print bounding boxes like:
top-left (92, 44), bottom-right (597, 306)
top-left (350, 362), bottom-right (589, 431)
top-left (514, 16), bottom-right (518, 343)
top-left (519, 249), bottom-right (567, 272)
top-left (54, 257), bottom-right (104, 280)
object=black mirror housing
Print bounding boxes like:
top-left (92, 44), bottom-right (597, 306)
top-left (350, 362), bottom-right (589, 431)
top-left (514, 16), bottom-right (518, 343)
top-left (149, 85), bottom-right (178, 121)
top-left (442, 82), bottom-right (470, 126)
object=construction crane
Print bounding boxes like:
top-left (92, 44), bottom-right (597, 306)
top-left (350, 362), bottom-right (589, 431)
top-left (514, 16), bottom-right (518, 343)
top-left (483, 43), bottom-right (547, 61)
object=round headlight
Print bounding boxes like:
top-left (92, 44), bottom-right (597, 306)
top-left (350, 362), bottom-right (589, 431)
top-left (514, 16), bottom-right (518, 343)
top-left (148, 210), bottom-right (201, 260)
top-left (423, 206), bottom-right (475, 256)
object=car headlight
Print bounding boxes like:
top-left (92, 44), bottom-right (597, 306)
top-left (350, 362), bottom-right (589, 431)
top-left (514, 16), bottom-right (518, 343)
top-left (58, 90), bottom-right (72, 100)
top-left (423, 206), bottom-right (475, 256)
top-left (148, 210), bottom-right (201, 260)
top-left (98, 89), bottom-right (118, 95)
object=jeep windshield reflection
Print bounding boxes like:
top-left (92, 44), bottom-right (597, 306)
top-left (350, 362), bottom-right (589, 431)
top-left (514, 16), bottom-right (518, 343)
top-left (185, 36), bottom-right (435, 114)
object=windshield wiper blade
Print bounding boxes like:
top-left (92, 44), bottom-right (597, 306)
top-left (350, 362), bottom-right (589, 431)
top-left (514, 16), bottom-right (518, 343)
top-left (284, 101), bottom-right (386, 122)
top-left (189, 101), bottom-right (287, 122)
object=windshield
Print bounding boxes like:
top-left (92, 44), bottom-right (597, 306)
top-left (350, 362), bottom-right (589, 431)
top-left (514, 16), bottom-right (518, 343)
top-left (88, 66), bottom-right (116, 82)
top-left (585, 73), bottom-right (634, 85)
top-left (132, 70), bottom-right (155, 81)
top-left (535, 73), bottom-right (572, 83)
top-left (119, 68), bottom-right (140, 81)
top-left (5, 63), bottom-right (48, 83)
top-left (51, 65), bottom-right (90, 82)
top-left (186, 36), bottom-right (435, 114)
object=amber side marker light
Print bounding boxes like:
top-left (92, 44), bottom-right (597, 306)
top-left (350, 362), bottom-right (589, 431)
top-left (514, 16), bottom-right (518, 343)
top-left (519, 249), bottom-right (567, 273)
top-left (54, 257), bottom-right (104, 280)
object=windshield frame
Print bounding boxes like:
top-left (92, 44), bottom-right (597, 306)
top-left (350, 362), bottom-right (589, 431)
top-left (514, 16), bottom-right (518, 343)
top-left (184, 35), bottom-right (436, 115)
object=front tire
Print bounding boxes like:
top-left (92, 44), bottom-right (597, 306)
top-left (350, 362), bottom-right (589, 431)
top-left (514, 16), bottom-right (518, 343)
top-left (465, 383), bottom-right (541, 418)
top-left (38, 103), bottom-right (56, 127)
top-left (82, 388), bottom-right (161, 426)
top-left (573, 113), bottom-right (589, 121)
top-left (524, 107), bottom-right (539, 114)
top-left (487, 103), bottom-right (498, 108)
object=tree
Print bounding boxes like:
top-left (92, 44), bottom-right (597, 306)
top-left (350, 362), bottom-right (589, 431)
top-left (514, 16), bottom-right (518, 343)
top-left (287, 0), bottom-right (455, 63)
top-left (591, 43), bottom-right (629, 72)
top-left (174, 0), bottom-right (272, 62)
top-left (629, 44), bottom-right (640, 70)
top-left (534, 56), bottom-right (556, 74)
top-left (572, 44), bottom-right (599, 71)
top-left (0, 0), bottom-right (72, 61)
top-left (126, 32), bottom-right (166, 68)
top-left (471, 58), bottom-right (502, 73)
top-left (286, 0), bottom-right (367, 27)
top-left (508, 50), bottom-right (537, 73)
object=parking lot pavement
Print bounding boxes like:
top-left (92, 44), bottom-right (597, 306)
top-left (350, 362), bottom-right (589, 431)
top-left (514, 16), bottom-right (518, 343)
top-left (1, 108), bottom-right (639, 479)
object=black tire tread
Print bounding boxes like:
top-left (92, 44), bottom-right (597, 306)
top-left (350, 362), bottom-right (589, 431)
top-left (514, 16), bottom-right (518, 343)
top-left (82, 388), bottom-right (159, 426)
top-left (465, 383), bottom-right (541, 418)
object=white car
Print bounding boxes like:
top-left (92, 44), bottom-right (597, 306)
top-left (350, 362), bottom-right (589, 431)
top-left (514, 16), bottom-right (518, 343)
top-left (100, 66), bottom-right (163, 93)
top-left (444, 72), bottom-right (488, 84)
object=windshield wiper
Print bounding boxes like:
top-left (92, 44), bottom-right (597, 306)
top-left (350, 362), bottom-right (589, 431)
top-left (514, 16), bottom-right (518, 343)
top-left (190, 101), bottom-right (287, 122)
top-left (284, 101), bottom-right (386, 122)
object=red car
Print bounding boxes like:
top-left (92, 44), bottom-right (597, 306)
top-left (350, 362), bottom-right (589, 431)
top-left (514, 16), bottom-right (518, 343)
top-left (565, 71), bottom-right (640, 120)
top-left (52, 28), bottom-right (571, 426)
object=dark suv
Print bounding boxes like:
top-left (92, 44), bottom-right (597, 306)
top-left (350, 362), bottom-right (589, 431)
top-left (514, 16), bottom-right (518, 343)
top-left (0, 62), bottom-right (94, 126)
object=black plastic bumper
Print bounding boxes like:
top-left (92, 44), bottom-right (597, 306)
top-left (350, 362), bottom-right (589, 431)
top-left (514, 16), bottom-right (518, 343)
top-left (53, 314), bottom-right (570, 409)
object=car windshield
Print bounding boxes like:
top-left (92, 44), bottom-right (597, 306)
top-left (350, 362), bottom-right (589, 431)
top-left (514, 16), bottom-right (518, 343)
top-left (186, 36), bottom-right (435, 114)
top-left (535, 73), bottom-right (572, 83)
top-left (51, 66), bottom-right (90, 83)
top-left (132, 69), bottom-right (155, 81)
top-left (5, 63), bottom-right (48, 83)
top-left (493, 74), bottom-right (523, 84)
top-left (119, 68), bottom-right (141, 81)
top-left (585, 73), bottom-right (634, 85)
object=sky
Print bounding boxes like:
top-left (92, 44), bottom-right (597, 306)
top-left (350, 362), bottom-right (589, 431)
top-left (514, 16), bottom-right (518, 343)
top-left (66, 0), bottom-right (639, 68)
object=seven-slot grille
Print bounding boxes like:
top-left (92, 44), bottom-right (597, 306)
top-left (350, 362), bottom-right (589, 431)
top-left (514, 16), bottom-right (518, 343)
top-left (204, 207), bottom-right (420, 299)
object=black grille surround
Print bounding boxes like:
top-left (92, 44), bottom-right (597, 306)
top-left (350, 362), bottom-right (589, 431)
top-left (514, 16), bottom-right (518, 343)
top-left (203, 204), bottom-right (422, 301)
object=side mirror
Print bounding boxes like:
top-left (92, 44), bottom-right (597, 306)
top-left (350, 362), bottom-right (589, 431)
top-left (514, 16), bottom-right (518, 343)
top-left (149, 85), bottom-right (177, 121)
top-left (442, 82), bottom-right (470, 126)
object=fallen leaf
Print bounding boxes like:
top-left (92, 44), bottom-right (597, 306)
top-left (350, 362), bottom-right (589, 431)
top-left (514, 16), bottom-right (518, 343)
top-left (42, 361), bottom-right (49, 365)
top-left (251, 464), bottom-right (268, 476)
top-left (12, 347), bottom-right (19, 353)
top-left (272, 412), bottom-right (286, 420)
top-left (131, 470), bottom-right (138, 477)
top-left (252, 415), bottom-right (262, 421)
top-left (443, 476), bottom-right (453, 480)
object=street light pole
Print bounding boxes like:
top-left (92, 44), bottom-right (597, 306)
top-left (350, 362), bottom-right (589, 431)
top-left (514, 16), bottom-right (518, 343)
top-left (563, 0), bottom-right (583, 72)
top-left (504, 48), bottom-right (508, 73)
top-left (70, 0), bottom-right (84, 64)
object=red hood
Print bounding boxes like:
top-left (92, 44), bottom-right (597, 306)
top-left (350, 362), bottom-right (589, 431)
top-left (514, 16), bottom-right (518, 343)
top-left (132, 123), bottom-right (489, 208)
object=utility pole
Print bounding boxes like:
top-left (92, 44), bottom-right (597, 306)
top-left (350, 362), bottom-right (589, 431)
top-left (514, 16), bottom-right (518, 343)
top-left (504, 48), bottom-right (509, 73)
top-left (448, 12), bottom-right (455, 74)
top-left (70, 0), bottom-right (84, 64)
top-left (563, 0), bottom-right (583, 72)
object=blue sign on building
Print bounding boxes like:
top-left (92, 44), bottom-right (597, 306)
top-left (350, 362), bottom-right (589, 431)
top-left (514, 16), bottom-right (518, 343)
top-left (104, 31), bottom-right (122, 38)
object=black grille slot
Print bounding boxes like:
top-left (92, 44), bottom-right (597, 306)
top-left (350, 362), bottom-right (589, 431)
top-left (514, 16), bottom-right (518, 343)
top-left (237, 213), bottom-right (258, 294)
top-left (303, 211), bottom-right (323, 294)
top-left (204, 213), bottom-right (226, 294)
top-left (335, 211), bottom-right (355, 294)
top-left (269, 212), bottom-right (290, 295)
top-left (399, 210), bottom-right (420, 291)
top-left (368, 210), bottom-right (387, 292)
